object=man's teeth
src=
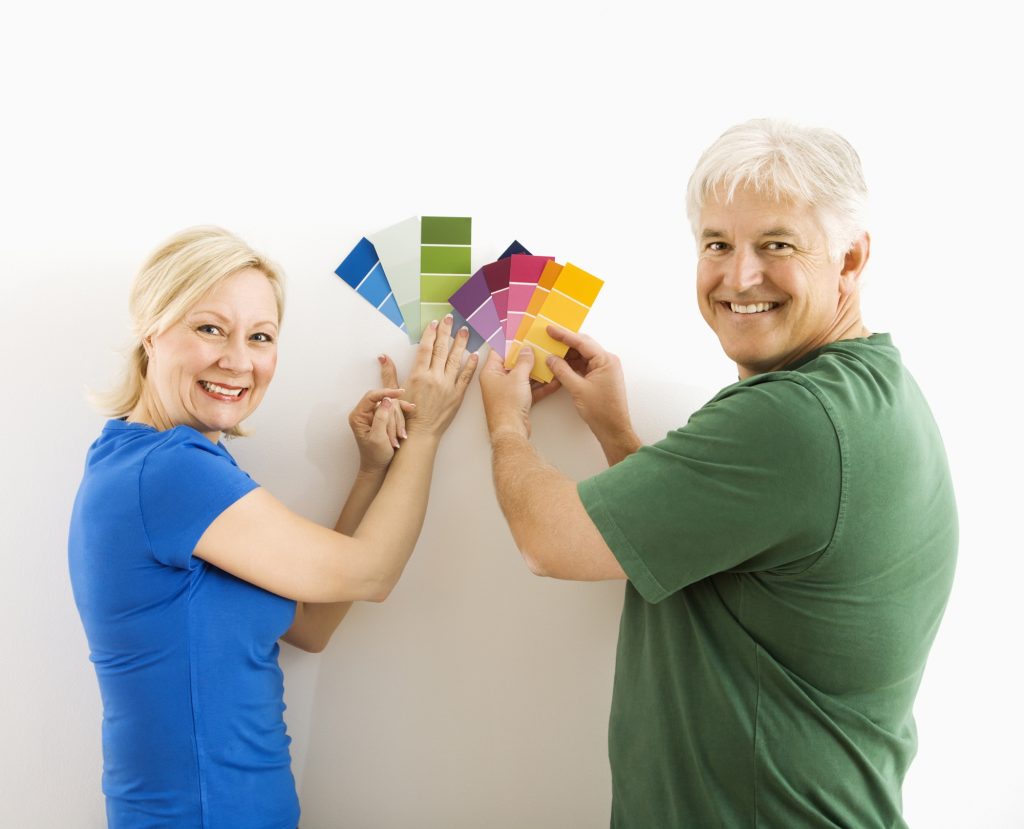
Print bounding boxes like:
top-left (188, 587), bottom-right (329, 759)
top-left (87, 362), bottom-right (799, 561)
top-left (730, 302), bottom-right (778, 314)
top-left (200, 381), bottom-right (243, 397)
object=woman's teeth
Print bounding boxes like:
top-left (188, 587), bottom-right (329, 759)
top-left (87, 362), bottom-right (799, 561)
top-left (200, 381), bottom-right (243, 397)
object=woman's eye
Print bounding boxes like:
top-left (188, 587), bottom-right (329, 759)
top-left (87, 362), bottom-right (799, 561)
top-left (197, 324), bottom-right (223, 335)
top-left (250, 332), bottom-right (274, 344)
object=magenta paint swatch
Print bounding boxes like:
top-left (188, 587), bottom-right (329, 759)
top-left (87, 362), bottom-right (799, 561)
top-left (506, 254), bottom-right (555, 340)
top-left (482, 259), bottom-right (512, 331)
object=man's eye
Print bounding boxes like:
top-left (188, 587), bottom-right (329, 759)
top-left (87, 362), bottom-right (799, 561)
top-left (765, 242), bottom-right (792, 251)
top-left (706, 242), bottom-right (728, 252)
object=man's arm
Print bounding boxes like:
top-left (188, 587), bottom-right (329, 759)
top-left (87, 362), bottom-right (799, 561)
top-left (490, 428), bottom-right (625, 580)
top-left (480, 338), bottom-right (630, 580)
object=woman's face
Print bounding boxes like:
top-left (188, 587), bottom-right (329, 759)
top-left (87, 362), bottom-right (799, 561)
top-left (144, 268), bottom-right (279, 441)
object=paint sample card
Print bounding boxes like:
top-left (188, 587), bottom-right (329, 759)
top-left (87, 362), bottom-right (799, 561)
top-left (482, 258), bottom-right (512, 332)
top-left (367, 216), bottom-right (422, 342)
top-left (449, 267), bottom-right (504, 355)
top-left (334, 237), bottom-right (406, 331)
top-left (499, 240), bottom-right (531, 259)
top-left (516, 263), bottom-right (603, 383)
top-left (505, 254), bottom-right (554, 341)
top-left (505, 260), bottom-right (562, 368)
top-left (420, 216), bottom-right (472, 335)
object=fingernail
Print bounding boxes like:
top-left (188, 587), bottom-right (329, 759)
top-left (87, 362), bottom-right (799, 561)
top-left (471, 353), bottom-right (479, 361)
top-left (546, 356), bottom-right (555, 367)
top-left (431, 320), bottom-right (439, 328)
top-left (382, 397), bottom-right (392, 408)
top-left (377, 354), bottom-right (386, 363)
top-left (444, 313), bottom-right (453, 322)
top-left (459, 326), bottom-right (468, 334)
top-left (400, 427), bottom-right (408, 438)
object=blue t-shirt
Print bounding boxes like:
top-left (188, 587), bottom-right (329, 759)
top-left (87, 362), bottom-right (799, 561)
top-left (68, 420), bottom-right (300, 829)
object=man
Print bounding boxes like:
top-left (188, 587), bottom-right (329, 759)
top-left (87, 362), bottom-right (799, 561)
top-left (478, 119), bottom-right (957, 827)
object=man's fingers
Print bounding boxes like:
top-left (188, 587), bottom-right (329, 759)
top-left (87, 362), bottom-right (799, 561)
top-left (546, 354), bottom-right (586, 393)
top-left (532, 376), bottom-right (562, 405)
top-left (546, 325), bottom-right (602, 361)
top-left (511, 345), bottom-right (535, 380)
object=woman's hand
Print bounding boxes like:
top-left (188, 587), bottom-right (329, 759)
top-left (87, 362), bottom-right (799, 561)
top-left (348, 356), bottom-right (415, 473)
top-left (403, 314), bottom-right (478, 439)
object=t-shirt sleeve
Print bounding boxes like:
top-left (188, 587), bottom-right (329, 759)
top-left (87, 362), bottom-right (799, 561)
top-left (578, 378), bottom-right (841, 603)
top-left (138, 432), bottom-right (260, 569)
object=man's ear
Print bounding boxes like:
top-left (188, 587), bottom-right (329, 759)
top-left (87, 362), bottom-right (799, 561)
top-left (839, 232), bottom-right (870, 295)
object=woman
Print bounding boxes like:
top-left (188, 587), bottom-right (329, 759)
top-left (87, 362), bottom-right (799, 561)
top-left (68, 226), bottom-right (477, 828)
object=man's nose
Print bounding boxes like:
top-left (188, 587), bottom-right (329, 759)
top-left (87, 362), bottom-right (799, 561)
top-left (723, 247), bottom-right (764, 293)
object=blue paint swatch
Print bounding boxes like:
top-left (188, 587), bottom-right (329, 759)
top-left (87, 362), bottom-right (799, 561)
top-left (499, 240), bottom-right (531, 259)
top-left (335, 237), bottom-right (406, 331)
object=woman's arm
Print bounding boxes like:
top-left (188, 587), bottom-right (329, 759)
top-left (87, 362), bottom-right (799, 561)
top-left (194, 316), bottom-right (477, 608)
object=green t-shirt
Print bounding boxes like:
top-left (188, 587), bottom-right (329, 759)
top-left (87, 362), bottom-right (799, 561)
top-left (578, 334), bottom-right (957, 828)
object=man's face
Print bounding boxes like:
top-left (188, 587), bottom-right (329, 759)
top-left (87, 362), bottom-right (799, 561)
top-left (696, 186), bottom-right (848, 379)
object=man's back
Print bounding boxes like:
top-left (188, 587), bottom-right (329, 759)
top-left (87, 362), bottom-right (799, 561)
top-left (579, 333), bottom-right (957, 827)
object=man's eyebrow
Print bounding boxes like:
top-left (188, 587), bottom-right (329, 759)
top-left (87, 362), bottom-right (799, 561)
top-left (701, 229), bottom-right (726, 239)
top-left (760, 227), bottom-right (798, 238)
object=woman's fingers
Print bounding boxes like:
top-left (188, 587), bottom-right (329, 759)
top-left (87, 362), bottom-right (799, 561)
top-left (414, 319), bottom-right (439, 373)
top-left (394, 399), bottom-right (407, 440)
top-left (381, 397), bottom-right (399, 449)
top-left (378, 354), bottom-right (400, 389)
top-left (430, 314), bottom-right (454, 371)
top-left (445, 325), bottom-right (470, 378)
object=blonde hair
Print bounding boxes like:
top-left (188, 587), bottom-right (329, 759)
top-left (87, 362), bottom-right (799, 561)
top-left (686, 119), bottom-right (868, 262)
top-left (98, 226), bottom-right (286, 437)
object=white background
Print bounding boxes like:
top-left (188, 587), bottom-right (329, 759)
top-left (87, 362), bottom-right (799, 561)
top-left (2, 1), bottom-right (1021, 826)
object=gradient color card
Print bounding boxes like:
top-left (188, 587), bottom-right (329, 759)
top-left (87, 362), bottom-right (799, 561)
top-left (368, 216), bottom-right (422, 342)
top-left (505, 260), bottom-right (562, 368)
top-left (420, 216), bottom-right (471, 334)
top-left (482, 259), bottom-right (512, 332)
top-left (517, 263), bottom-right (603, 383)
top-left (334, 237), bottom-right (406, 331)
top-left (505, 254), bottom-right (554, 341)
top-left (449, 268), bottom-right (504, 356)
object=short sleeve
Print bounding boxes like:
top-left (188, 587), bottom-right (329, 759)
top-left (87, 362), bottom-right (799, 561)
top-left (578, 378), bottom-right (842, 603)
top-left (139, 431), bottom-right (259, 569)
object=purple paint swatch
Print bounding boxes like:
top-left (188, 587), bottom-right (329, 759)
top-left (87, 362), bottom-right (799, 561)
top-left (449, 268), bottom-right (505, 356)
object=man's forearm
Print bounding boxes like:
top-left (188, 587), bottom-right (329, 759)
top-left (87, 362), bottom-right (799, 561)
top-left (595, 428), bottom-right (643, 466)
top-left (490, 430), bottom-right (577, 573)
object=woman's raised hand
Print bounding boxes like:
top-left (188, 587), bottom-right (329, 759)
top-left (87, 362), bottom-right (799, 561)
top-left (403, 314), bottom-right (478, 439)
top-left (348, 356), bottom-right (415, 472)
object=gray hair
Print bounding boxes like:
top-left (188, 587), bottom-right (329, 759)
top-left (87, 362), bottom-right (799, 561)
top-left (686, 119), bottom-right (868, 262)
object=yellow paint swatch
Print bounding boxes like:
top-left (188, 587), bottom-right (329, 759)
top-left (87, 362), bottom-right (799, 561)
top-left (514, 262), bottom-right (603, 383)
top-left (505, 260), bottom-right (562, 368)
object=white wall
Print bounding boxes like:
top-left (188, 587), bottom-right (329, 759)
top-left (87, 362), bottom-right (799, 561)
top-left (2, 2), bottom-right (1020, 826)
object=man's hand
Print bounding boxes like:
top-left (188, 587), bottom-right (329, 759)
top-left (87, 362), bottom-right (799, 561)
top-left (479, 346), bottom-right (536, 440)
top-left (539, 326), bottom-right (642, 464)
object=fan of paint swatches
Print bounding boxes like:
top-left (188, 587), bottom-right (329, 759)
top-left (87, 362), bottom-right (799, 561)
top-left (420, 216), bottom-right (471, 334)
top-left (505, 254), bottom-right (555, 340)
top-left (509, 263), bottom-right (604, 383)
top-left (367, 216), bottom-right (422, 342)
top-left (449, 268), bottom-right (505, 355)
top-left (450, 241), bottom-right (532, 353)
top-left (333, 237), bottom-right (406, 332)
